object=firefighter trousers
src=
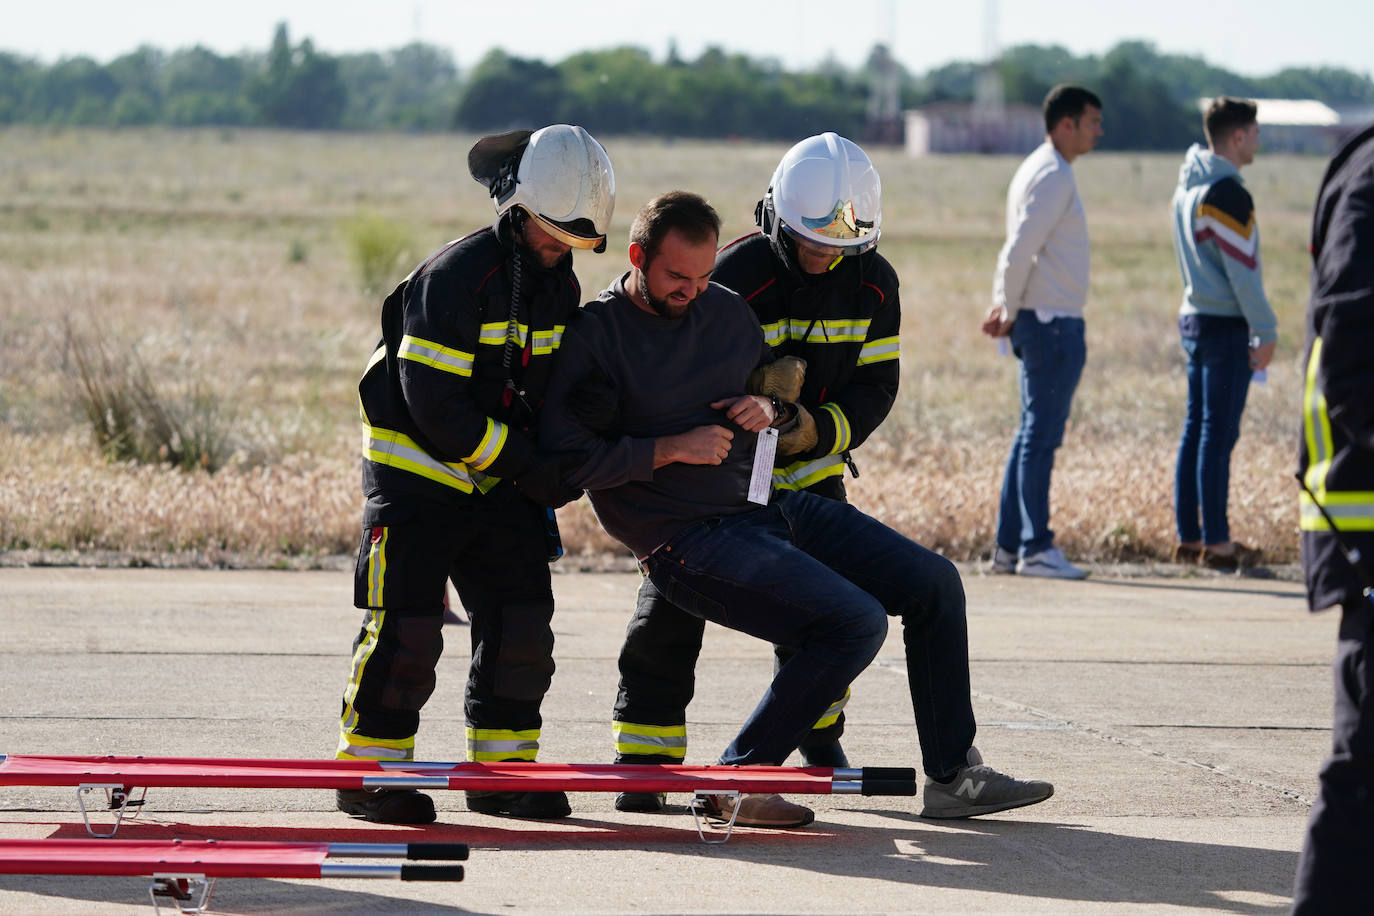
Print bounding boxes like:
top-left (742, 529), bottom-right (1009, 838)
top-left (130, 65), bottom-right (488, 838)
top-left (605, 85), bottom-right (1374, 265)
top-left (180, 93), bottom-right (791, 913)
top-left (613, 479), bottom-right (850, 766)
top-left (337, 497), bottom-right (556, 763)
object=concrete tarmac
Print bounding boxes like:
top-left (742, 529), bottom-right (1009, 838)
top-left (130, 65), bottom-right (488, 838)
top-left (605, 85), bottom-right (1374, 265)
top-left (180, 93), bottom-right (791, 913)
top-left (0, 565), bottom-right (1333, 914)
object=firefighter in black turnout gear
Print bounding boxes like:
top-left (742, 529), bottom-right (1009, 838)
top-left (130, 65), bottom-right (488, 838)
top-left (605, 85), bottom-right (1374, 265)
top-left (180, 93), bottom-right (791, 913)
top-left (335, 125), bottom-right (615, 825)
top-left (611, 134), bottom-right (900, 814)
top-left (1291, 123), bottom-right (1374, 915)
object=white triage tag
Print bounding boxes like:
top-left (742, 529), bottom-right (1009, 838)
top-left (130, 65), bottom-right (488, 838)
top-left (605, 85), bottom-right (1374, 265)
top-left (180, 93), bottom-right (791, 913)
top-left (748, 427), bottom-right (779, 505)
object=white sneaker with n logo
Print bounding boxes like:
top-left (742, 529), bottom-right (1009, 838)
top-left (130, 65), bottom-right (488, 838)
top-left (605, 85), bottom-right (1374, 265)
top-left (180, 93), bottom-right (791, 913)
top-left (920, 747), bottom-right (1053, 819)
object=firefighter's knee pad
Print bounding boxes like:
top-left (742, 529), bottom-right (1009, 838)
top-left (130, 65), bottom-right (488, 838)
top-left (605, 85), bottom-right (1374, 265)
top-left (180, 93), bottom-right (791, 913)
top-left (377, 612), bottom-right (445, 712)
top-left (491, 600), bottom-right (555, 703)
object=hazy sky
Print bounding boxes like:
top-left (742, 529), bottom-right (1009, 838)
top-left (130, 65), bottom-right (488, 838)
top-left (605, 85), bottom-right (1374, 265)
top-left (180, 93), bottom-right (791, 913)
top-left (5, 0), bottom-right (1372, 78)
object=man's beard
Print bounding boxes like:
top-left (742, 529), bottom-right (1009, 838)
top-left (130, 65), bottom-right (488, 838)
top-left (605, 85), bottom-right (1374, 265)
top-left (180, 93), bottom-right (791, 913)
top-left (639, 271), bottom-right (692, 319)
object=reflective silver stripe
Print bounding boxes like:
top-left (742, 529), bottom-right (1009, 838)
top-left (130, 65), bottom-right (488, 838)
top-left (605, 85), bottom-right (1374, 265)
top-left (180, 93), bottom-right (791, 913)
top-left (468, 738), bottom-right (539, 754)
top-left (821, 402), bottom-right (850, 452)
top-left (363, 425), bottom-right (496, 493)
top-left (812, 689), bottom-right (850, 729)
top-left (761, 318), bottom-right (872, 345)
top-left (367, 531), bottom-right (388, 607)
top-left (462, 419), bottom-right (509, 472)
top-left (338, 742), bottom-right (413, 762)
top-left (365, 344), bottom-right (386, 372)
top-left (1302, 337), bottom-right (1331, 491)
top-left (772, 454), bottom-right (845, 490)
top-left (1300, 336), bottom-right (1374, 531)
top-left (398, 334), bottom-right (474, 377)
top-left (466, 727), bottom-right (540, 761)
top-left (530, 325), bottom-right (565, 355)
top-left (1301, 495), bottom-right (1374, 531)
top-left (478, 322), bottom-right (564, 354)
top-left (613, 722), bottom-right (687, 758)
top-left (857, 335), bottom-right (899, 365)
top-left (760, 321), bottom-right (787, 347)
top-left (479, 321), bottom-right (517, 346)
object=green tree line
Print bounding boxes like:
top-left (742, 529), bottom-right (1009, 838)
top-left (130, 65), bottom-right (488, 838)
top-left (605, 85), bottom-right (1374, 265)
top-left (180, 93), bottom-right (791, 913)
top-left (1, 24), bottom-right (1370, 148)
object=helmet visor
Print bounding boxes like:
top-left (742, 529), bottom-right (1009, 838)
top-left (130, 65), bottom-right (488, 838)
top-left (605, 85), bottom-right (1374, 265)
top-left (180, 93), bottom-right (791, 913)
top-left (523, 207), bottom-right (606, 251)
top-left (782, 220), bottom-right (878, 259)
top-left (802, 197), bottom-right (873, 241)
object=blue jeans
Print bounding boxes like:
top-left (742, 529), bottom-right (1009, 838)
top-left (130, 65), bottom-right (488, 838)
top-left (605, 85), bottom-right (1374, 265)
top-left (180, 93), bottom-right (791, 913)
top-left (996, 313), bottom-right (1087, 556)
top-left (642, 489), bottom-right (975, 778)
top-left (1173, 315), bottom-right (1251, 545)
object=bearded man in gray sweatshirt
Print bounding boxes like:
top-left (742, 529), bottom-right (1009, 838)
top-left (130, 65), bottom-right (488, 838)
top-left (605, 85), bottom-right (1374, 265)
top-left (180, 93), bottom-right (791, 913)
top-left (982, 84), bottom-right (1103, 580)
top-left (540, 190), bottom-right (1054, 828)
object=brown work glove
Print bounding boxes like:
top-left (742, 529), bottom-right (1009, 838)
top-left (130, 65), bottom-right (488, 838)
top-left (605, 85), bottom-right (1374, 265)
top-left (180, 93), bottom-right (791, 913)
top-left (746, 356), bottom-right (806, 404)
top-left (777, 402), bottom-right (818, 457)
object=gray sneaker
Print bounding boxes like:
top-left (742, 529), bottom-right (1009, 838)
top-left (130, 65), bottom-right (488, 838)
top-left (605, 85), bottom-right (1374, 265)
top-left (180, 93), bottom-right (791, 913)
top-left (991, 546), bottom-right (1018, 574)
top-left (697, 793), bottom-right (815, 828)
top-left (920, 747), bottom-right (1053, 819)
top-left (1016, 546), bottom-right (1087, 580)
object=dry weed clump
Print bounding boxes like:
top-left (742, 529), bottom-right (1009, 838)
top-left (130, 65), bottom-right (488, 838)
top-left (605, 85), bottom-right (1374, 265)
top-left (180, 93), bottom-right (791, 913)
top-left (0, 429), bottom-right (358, 557)
top-left (848, 429), bottom-right (1299, 565)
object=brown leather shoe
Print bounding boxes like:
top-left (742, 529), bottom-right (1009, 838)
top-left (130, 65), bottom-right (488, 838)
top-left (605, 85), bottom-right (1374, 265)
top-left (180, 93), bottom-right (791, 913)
top-left (1171, 543), bottom-right (1203, 564)
top-left (1201, 542), bottom-right (1263, 570)
top-left (698, 793), bottom-right (814, 828)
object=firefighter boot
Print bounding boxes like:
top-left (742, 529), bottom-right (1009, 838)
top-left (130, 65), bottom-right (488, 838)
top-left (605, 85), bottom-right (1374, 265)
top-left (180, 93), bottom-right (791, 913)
top-left (465, 790), bottom-right (572, 819)
top-left (337, 788), bottom-right (436, 824)
top-left (800, 742), bottom-right (850, 768)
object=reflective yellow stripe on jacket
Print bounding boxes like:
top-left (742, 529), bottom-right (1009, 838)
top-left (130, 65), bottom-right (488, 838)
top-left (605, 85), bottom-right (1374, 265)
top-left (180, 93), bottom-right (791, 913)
top-left (612, 721), bottom-right (687, 760)
top-left (477, 321), bottom-right (566, 356)
top-left (772, 402), bottom-right (851, 491)
top-left (857, 335), bottom-right (899, 366)
top-left (773, 454), bottom-right (846, 491)
top-left (362, 425), bottom-right (500, 494)
top-left (398, 334), bottom-right (474, 377)
top-left (1302, 336), bottom-right (1374, 531)
top-left (760, 317), bottom-right (871, 347)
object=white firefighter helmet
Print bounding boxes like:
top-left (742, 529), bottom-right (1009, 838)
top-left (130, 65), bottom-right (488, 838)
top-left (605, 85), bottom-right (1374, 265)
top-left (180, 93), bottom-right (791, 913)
top-left (759, 132), bottom-right (881, 259)
top-left (468, 124), bottom-right (616, 253)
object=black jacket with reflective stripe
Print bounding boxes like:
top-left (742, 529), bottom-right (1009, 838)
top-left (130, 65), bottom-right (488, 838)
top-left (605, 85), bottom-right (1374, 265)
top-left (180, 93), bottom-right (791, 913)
top-left (1300, 124), bottom-right (1374, 611)
top-left (713, 232), bottom-right (900, 480)
top-left (358, 224), bottom-right (582, 515)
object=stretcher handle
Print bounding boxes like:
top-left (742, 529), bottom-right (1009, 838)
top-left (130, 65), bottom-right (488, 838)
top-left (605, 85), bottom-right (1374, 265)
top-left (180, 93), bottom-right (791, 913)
top-left (406, 842), bottom-right (469, 860)
top-left (860, 766), bottom-right (918, 796)
top-left (400, 864), bottom-right (465, 882)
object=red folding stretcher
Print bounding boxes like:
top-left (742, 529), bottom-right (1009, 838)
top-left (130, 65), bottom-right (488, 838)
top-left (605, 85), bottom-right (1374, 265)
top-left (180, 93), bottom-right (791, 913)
top-left (0, 837), bottom-right (467, 914)
top-left (0, 752), bottom-right (917, 842)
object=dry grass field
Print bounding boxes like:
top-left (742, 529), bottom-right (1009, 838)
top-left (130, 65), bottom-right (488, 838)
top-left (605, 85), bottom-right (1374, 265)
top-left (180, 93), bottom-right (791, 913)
top-left (0, 127), bottom-right (1327, 567)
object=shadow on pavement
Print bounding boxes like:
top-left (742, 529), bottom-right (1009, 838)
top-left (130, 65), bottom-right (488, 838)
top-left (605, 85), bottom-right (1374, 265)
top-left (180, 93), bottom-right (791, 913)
top-left (10, 808), bottom-right (1299, 914)
top-left (1093, 578), bottom-right (1301, 600)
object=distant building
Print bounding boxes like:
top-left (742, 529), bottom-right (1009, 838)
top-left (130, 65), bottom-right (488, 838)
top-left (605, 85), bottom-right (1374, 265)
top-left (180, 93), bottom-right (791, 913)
top-left (904, 103), bottom-right (1043, 156)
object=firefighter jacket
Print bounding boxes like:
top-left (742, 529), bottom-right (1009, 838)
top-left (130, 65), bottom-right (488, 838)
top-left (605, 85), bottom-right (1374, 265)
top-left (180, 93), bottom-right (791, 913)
top-left (358, 223), bottom-right (581, 514)
top-left (1300, 123), bottom-right (1374, 612)
top-left (713, 232), bottom-right (900, 492)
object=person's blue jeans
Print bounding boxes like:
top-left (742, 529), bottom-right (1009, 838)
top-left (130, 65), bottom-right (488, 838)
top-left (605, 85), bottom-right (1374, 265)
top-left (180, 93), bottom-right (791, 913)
top-left (996, 313), bottom-right (1087, 557)
top-left (642, 489), bottom-right (975, 778)
top-left (1173, 314), bottom-right (1251, 545)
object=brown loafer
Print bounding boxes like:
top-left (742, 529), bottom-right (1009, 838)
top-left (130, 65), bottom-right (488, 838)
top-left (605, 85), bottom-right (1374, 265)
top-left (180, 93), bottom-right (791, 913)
top-left (1201, 542), bottom-right (1263, 570)
top-left (1171, 543), bottom-right (1203, 564)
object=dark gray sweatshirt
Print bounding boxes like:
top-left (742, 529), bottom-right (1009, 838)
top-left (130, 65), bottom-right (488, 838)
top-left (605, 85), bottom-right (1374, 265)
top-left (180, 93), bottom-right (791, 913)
top-left (539, 272), bottom-right (773, 557)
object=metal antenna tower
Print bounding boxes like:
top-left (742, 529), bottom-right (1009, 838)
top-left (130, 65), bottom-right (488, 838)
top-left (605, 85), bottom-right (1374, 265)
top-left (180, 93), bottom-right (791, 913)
top-left (975, 0), bottom-right (1004, 113)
